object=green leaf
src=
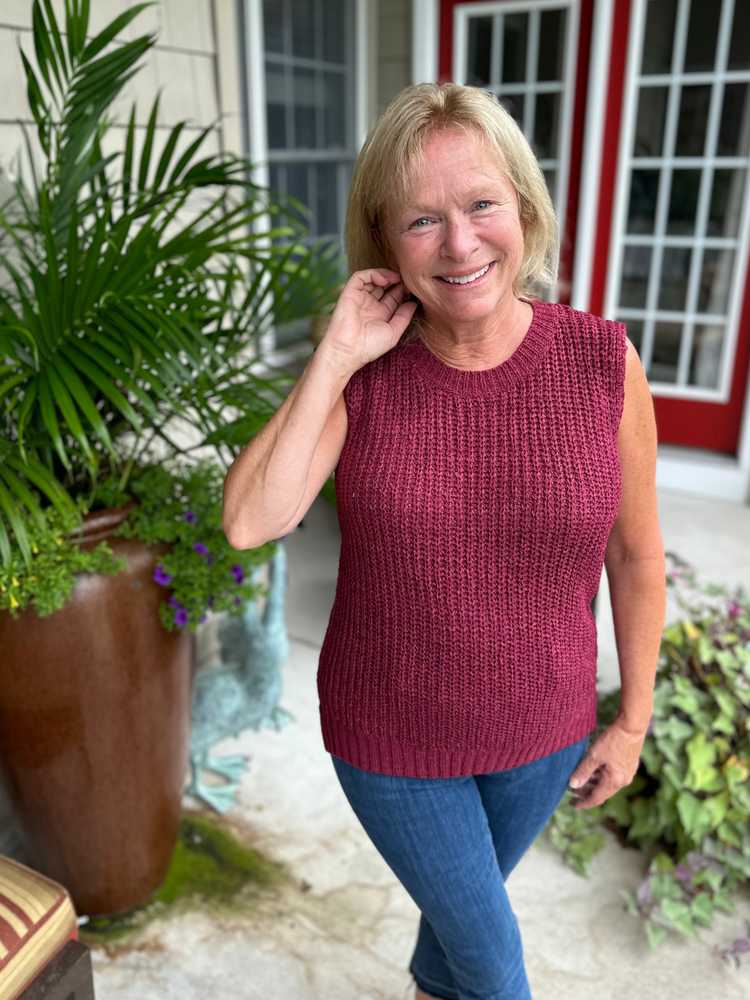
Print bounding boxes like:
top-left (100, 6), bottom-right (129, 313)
top-left (661, 898), bottom-right (697, 938)
top-left (689, 891), bottom-right (714, 927)
top-left (0, 478), bottom-right (32, 566)
top-left (38, 370), bottom-right (71, 471)
top-left (676, 790), bottom-right (704, 838)
top-left (79, 3), bottom-right (155, 64)
top-left (645, 921), bottom-right (668, 948)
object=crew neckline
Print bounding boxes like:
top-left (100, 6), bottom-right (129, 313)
top-left (401, 297), bottom-right (557, 399)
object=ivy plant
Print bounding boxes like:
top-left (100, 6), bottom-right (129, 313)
top-left (544, 552), bottom-right (750, 966)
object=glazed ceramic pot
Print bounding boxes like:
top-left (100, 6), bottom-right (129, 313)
top-left (0, 504), bottom-right (195, 917)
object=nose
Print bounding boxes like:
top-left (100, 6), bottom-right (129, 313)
top-left (440, 215), bottom-right (481, 263)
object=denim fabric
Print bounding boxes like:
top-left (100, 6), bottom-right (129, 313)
top-left (330, 735), bottom-right (590, 1000)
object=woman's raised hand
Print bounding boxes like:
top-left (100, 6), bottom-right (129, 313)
top-left (319, 268), bottom-right (419, 373)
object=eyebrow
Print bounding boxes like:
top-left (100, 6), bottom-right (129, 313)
top-left (401, 188), bottom-right (505, 215)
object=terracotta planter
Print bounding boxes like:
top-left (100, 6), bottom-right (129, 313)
top-left (0, 504), bottom-right (195, 918)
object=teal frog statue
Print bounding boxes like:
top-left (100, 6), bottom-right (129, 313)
top-left (186, 539), bottom-right (294, 812)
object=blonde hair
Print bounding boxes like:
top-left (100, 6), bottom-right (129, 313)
top-left (344, 82), bottom-right (559, 343)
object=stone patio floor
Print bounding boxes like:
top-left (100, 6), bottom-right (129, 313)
top-left (89, 487), bottom-right (750, 999)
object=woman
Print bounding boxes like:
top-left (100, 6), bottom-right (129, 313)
top-left (222, 83), bottom-right (666, 1000)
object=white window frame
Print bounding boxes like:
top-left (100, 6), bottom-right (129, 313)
top-left (605, 0), bottom-right (750, 402)
top-left (243, 0), bottom-right (370, 228)
top-left (452, 0), bottom-right (581, 265)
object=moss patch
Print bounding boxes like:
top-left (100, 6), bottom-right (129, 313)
top-left (80, 811), bottom-right (287, 948)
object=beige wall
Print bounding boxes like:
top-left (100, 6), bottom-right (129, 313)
top-left (0, 0), bottom-right (244, 184)
top-left (376, 0), bottom-right (412, 118)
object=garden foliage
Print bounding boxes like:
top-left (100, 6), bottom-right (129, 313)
top-left (546, 553), bottom-right (750, 965)
top-left (0, 0), bottom-right (343, 629)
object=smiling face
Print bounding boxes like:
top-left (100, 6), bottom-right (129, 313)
top-left (383, 127), bottom-right (526, 337)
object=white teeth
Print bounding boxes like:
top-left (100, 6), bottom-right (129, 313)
top-left (440, 263), bottom-right (491, 284)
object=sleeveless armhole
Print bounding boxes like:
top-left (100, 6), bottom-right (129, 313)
top-left (609, 320), bottom-right (628, 440)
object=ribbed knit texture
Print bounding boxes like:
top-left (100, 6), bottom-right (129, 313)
top-left (318, 299), bottom-right (628, 777)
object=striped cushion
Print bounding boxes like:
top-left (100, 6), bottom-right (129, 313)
top-left (0, 856), bottom-right (78, 1000)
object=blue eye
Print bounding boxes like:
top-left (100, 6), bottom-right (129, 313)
top-left (411, 217), bottom-right (430, 227)
top-left (475, 200), bottom-right (491, 210)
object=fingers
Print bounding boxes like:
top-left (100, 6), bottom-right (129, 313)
top-left (350, 267), bottom-right (402, 290)
top-left (379, 280), bottom-right (408, 313)
top-left (571, 770), bottom-right (621, 809)
top-left (389, 298), bottom-right (419, 337)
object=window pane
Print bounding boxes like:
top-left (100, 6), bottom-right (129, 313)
top-left (537, 9), bottom-right (567, 82)
top-left (323, 0), bottom-right (345, 63)
top-left (627, 169), bottom-right (660, 233)
top-left (658, 246), bottom-right (692, 311)
top-left (293, 68), bottom-right (317, 149)
top-left (324, 71), bottom-right (346, 148)
top-left (264, 0), bottom-right (284, 53)
top-left (498, 93), bottom-right (524, 126)
top-left (621, 318), bottom-right (644, 354)
top-left (291, 0), bottom-right (315, 57)
top-left (642, 0), bottom-right (677, 75)
top-left (620, 245), bottom-right (652, 307)
top-left (266, 62), bottom-right (287, 149)
top-left (689, 325), bottom-right (724, 387)
top-left (634, 86), bottom-right (668, 157)
top-left (708, 169), bottom-right (746, 237)
top-left (667, 169), bottom-right (701, 235)
top-left (542, 170), bottom-right (557, 204)
top-left (467, 17), bottom-right (492, 86)
top-left (683, 0), bottom-right (721, 73)
top-left (718, 84), bottom-right (750, 157)
top-left (728, 0), bottom-right (750, 70)
top-left (286, 164), bottom-right (310, 225)
top-left (503, 13), bottom-right (528, 83)
top-left (316, 162), bottom-right (339, 236)
top-left (698, 249), bottom-right (734, 315)
top-left (675, 85), bottom-right (711, 156)
top-left (533, 93), bottom-right (560, 159)
top-left (650, 322), bottom-right (682, 382)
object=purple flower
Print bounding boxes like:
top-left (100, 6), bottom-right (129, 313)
top-left (231, 564), bottom-right (244, 585)
top-left (206, 555), bottom-right (214, 565)
top-left (193, 541), bottom-right (209, 556)
top-left (174, 608), bottom-right (189, 627)
top-left (184, 511), bottom-right (199, 523)
top-left (729, 600), bottom-right (741, 617)
top-left (153, 565), bottom-right (173, 586)
top-left (169, 597), bottom-right (183, 609)
top-left (235, 596), bottom-right (242, 605)
top-left (199, 614), bottom-right (207, 623)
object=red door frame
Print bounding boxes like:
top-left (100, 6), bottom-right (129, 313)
top-left (439, 0), bottom-right (750, 454)
top-left (588, 0), bottom-right (750, 453)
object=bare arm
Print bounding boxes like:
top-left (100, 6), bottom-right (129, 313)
top-left (221, 268), bottom-right (418, 550)
top-left (221, 346), bottom-right (352, 550)
top-left (603, 337), bottom-right (666, 735)
top-left (569, 337), bottom-right (666, 808)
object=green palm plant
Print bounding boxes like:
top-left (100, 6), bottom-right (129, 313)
top-left (0, 0), bottom-right (344, 569)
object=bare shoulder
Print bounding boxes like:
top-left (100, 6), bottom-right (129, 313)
top-left (621, 336), bottom-right (655, 432)
top-left (605, 337), bottom-right (662, 562)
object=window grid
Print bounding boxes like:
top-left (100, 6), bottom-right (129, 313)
top-left (613, 0), bottom-right (750, 393)
top-left (264, 0), bottom-right (356, 241)
top-left (477, 6), bottom-right (568, 208)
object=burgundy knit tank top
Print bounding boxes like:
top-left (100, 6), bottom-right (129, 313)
top-left (317, 299), bottom-right (627, 777)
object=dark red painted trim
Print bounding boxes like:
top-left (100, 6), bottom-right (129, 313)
top-left (588, 0), bottom-right (631, 317)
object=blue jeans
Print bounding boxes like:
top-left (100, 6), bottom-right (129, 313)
top-left (330, 735), bottom-right (590, 1000)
